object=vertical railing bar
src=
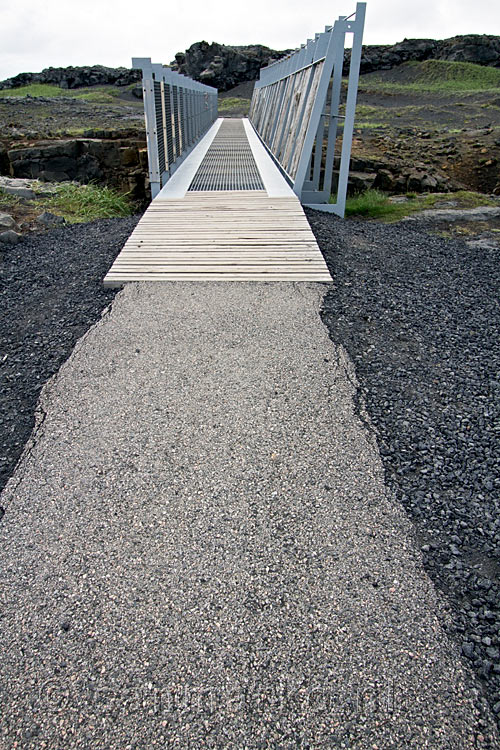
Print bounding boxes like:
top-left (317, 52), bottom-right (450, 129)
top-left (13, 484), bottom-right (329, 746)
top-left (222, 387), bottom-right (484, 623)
top-left (334, 3), bottom-right (366, 216)
top-left (322, 25), bottom-right (347, 200)
top-left (160, 79), bottom-right (169, 173)
top-left (142, 77), bottom-right (161, 199)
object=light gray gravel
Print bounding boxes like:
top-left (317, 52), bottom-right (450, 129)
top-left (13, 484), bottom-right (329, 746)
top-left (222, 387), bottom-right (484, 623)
top-left (0, 282), bottom-right (497, 748)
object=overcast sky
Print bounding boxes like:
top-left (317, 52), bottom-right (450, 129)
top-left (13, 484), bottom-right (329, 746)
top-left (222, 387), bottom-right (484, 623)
top-left (1, 0), bottom-right (499, 81)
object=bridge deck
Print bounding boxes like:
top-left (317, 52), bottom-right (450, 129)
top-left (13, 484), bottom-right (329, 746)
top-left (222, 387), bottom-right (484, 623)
top-left (104, 119), bottom-right (331, 286)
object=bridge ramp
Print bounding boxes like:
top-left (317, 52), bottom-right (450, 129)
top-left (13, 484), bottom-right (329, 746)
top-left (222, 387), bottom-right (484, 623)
top-left (104, 119), bottom-right (331, 286)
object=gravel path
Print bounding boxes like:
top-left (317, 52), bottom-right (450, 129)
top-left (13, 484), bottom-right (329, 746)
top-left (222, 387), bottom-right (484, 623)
top-left (0, 217), bottom-right (139, 503)
top-left (306, 209), bottom-right (500, 727)
top-left (1, 280), bottom-right (498, 747)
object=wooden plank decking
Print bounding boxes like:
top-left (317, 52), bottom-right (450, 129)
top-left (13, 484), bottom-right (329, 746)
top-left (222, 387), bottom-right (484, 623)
top-left (103, 192), bottom-right (331, 286)
top-left (103, 118), bottom-right (332, 286)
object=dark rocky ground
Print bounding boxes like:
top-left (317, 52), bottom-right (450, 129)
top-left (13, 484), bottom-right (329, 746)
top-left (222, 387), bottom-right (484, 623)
top-left (348, 83), bottom-right (500, 195)
top-left (305, 208), bottom-right (500, 727)
top-left (0, 96), bottom-right (144, 141)
top-left (0, 217), bottom-right (139, 504)
top-left (0, 213), bottom-right (499, 733)
top-left (2, 76), bottom-right (498, 197)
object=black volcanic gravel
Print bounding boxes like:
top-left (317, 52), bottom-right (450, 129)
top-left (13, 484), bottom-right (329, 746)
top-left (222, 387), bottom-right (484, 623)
top-left (0, 216), bottom-right (139, 500)
top-left (306, 208), bottom-right (500, 725)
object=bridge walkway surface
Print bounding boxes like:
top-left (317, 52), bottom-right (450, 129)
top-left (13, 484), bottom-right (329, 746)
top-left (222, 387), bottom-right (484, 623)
top-left (103, 119), bottom-right (331, 286)
top-left (1, 125), bottom-right (498, 745)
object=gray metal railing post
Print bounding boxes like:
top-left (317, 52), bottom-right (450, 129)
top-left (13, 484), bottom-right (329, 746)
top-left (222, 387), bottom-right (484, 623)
top-left (321, 23), bottom-right (347, 201)
top-left (335, 3), bottom-right (366, 216)
top-left (142, 77), bottom-right (161, 198)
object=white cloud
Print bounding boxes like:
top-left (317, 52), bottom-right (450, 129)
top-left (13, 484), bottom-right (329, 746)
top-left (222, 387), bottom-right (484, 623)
top-left (0, 0), bottom-right (498, 80)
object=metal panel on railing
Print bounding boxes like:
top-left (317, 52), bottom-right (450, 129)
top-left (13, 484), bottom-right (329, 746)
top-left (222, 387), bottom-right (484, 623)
top-left (249, 3), bottom-right (366, 217)
top-left (132, 58), bottom-right (218, 199)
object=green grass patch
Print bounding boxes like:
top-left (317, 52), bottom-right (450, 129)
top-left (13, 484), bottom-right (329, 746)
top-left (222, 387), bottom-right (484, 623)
top-left (0, 83), bottom-right (67, 97)
top-left (358, 60), bottom-right (500, 94)
top-left (352, 104), bottom-right (389, 129)
top-left (435, 190), bottom-right (497, 208)
top-left (35, 182), bottom-right (134, 223)
top-left (218, 97), bottom-right (250, 114)
top-left (354, 104), bottom-right (388, 119)
top-left (73, 89), bottom-right (121, 103)
top-left (344, 190), bottom-right (398, 219)
top-left (344, 189), bottom-right (497, 221)
top-left (0, 83), bottom-right (123, 103)
top-left (0, 189), bottom-right (22, 209)
top-left (355, 121), bottom-right (387, 129)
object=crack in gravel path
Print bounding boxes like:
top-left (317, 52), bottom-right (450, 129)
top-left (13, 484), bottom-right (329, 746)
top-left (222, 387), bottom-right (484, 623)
top-left (306, 208), bottom-right (500, 730)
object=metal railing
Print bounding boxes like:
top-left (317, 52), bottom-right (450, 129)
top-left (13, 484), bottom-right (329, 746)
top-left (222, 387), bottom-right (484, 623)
top-left (132, 58), bottom-right (218, 199)
top-left (249, 3), bottom-right (366, 216)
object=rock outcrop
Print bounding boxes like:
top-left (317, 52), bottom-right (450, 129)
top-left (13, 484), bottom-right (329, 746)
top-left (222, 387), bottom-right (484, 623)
top-left (171, 42), bottom-right (291, 91)
top-left (171, 35), bottom-right (499, 91)
top-left (172, 35), bottom-right (500, 90)
top-left (171, 35), bottom-right (499, 90)
top-left (1, 134), bottom-right (148, 201)
top-left (342, 155), bottom-right (453, 196)
top-left (353, 35), bottom-right (500, 75)
top-left (0, 65), bottom-right (141, 91)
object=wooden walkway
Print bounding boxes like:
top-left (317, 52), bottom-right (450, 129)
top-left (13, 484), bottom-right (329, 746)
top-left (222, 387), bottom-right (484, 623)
top-left (104, 120), bottom-right (331, 286)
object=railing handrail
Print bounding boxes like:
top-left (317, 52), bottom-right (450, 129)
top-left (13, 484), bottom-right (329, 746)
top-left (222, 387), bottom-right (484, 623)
top-left (133, 57), bottom-right (218, 199)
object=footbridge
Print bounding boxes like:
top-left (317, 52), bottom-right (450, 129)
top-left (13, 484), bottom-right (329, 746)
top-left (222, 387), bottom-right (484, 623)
top-left (4, 5), bottom-right (498, 744)
top-left (104, 3), bottom-right (366, 286)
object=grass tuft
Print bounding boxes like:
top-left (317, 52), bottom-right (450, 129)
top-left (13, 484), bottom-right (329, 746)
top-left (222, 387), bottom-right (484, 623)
top-left (36, 182), bottom-right (134, 223)
top-left (343, 189), bottom-right (498, 221)
top-left (0, 189), bottom-right (22, 208)
top-left (344, 190), bottom-right (396, 218)
top-left (217, 97), bottom-right (251, 115)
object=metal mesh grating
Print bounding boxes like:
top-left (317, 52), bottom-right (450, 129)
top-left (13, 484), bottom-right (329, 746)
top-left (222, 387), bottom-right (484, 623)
top-left (154, 82), bottom-right (166, 174)
top-left (173, 86), bottom-right (181, 158)
top-left (189, 120), bottom-right (265, 191)
top-left (179, 88), bottom-right (185, 152)
top-left (164, 84), bottom-right (174, 165)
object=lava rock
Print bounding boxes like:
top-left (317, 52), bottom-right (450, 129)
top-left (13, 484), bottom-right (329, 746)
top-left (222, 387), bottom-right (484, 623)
top-left (0, 213), bottom-right (17, 230)
top-left (0, 230), bottom-right (21, 244)
top-left (0, 65), bottom-right (141, 91)
top-left (35, 211), bottom-right (65, 227)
